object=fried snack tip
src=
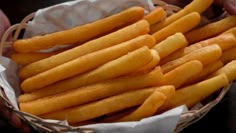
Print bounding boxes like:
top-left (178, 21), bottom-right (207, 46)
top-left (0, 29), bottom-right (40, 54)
top-left (151, 0), bottom-right (213, 33)
top-left (220, 46), bottom-right (236, 64)
top-left (161, 45), bottom-right (222, 73)
top-left (152, 12), bottom-right (200, 43)
top-left (134, 49), bottom-right (160, 73)
top-left (185, 16), bottom-right (236, 44)
top-left (157, 60), bottom-right (203, 88)
top-left (116, 91), bottom-right (166, 122)
top-left (185, 60), bottom-right (223, 85)
top-left (160, 33), bottom-right (236, 64)
top-left (211, 60), bottom-right (236, 82)
top-left (10, 52), bottom-right (57, 65)
top-left (152, 32), bottom-right (188, 59)
top-left (159, 74), bottom-right (229, 112)
top-left (116, 86), bottom-right (175, 122)
top-left (144, 7), bottom-right (166, 25)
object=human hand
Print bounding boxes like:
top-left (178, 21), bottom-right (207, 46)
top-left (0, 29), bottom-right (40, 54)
top-left (0, 98), bottom-right (31, 133)
top-left (219, 0), bottom-right (236, 15)
top-left (0, 10), bottom-right (10, 40)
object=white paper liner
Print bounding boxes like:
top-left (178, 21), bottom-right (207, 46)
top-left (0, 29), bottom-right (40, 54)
top-left (24, 0), bottom-right (155, 38)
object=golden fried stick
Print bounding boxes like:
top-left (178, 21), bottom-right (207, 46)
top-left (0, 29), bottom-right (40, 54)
top-left (185, 16), bottom-right (236, 44)
top-left (220, 46), bottom-right (236, 64)
top-left (20, 35), bottom-right (155, 92)
top-left (158, 74), bottom-right (229, 112)
top-left (151, 0), bottom-right (213, 33)
top-left (152, 12), bottom-right (200, 43)
top-left (160, 33), bottom-right (236, 65)
top-left (10, 46), bottom-right (73, 65)
top-left (185, 60), bottom-right (223, 85)
top-left (40, 88), bottom-right (155, 123)
top-left (144, 7), bottom-right (166, 25)
top-left (19, 20), bottom-right (150, 79)
top-left (10, 52), bottom-right (57, 65)
top-left (13, 7), bottom-right (145, 53)
top-left (157, 60), bottom-right (203, 88)
top-left (222, 27), bottom-right (236, 35)
top-left (134, 49), bottom-right (160, 73)
top-left (161, 45), bottom-right (222, 73)
top-left (117, 91), bottom-right (166, 122)
top-left (19, 67), bottom-right (163, 116)
top-left (211, 60), bottom-right (236, 82)
top-left (116, 85), bottom-right (175, 122)
top-left (152, 32), bottom-right (188, 59)
top-left (21, 46), bottom-right (153, 92)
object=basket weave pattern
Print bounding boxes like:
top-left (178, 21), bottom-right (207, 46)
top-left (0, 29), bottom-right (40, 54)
top-left (0, 0), bottom-right (231, 132)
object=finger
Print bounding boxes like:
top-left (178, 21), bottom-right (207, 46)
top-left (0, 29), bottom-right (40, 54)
top-left (224, 0), bottom-right (236, 15)
top-left (9, 112), bottom-right (22, 128)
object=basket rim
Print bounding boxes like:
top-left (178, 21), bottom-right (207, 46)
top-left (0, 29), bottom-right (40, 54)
top-left (0, 0), bottom-right (232, 132)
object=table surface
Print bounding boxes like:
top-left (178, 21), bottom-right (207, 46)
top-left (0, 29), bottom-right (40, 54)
top-left (0, 0), bottom-right (236, 133)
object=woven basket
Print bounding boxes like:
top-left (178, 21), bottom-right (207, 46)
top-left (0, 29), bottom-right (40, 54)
top-left (0, 0), bottom-right (231, 132)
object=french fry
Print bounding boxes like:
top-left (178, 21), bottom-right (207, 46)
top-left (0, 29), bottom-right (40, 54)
top-left (10, 52), bottom-right (58, 65)
top-left (13, 7), bottom-right (145, 53)
top-left (152, 32), bottom-right (188, 59)
top-left (152, 12), bottom-right (201, 43)
top-left (159, 74), bottom-right (229, 112)
top-left (185, 16), bottom-right (236, 44)
top-left (151, 0), bottom-right (213, 33)
top-left (100, 85), bottom-right (175, 123)
top-left (21, 46), bottom-right (153, 93)
top-left (18, 67), bottom-right (163, 113)
top-left (211, 60), bottom-right (236, 82)
top-left (10, 46), bottom-right (73, 65)
top-left (154, 85), bottom-right (176, 100)
top-left (220, 46), bottom-right (236, 64)
top-left (160, 33), bottom-right (236, 64)
top-left (222, 27), bottom-right (236, 35)
top-left (19, 20), bottom-right (150, 79)
top-left (116, 85), bottom-right (174, 122)
top-left (195, 33), bottom-right (236, 51)
top-left (160, 44), bottom-right (202, 65)
top-left (157, 60), bottom-right (202, 88)
top-left (20, 36), bottom-right (155, 92)
top-left (100, 107), bottom-right (137, 123)
top-left (161, 45), bottom-right (222, 73)
top-left (116, 90), bottom-right (166, 122)
top-left (144, 7), bottom-right (166, 25)
top-left (185, 60), bottom-right (223, 85)
top-left (134, 49), bottom-right (160, 73)
top-left (40, 88), bottom-right (155, 123)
